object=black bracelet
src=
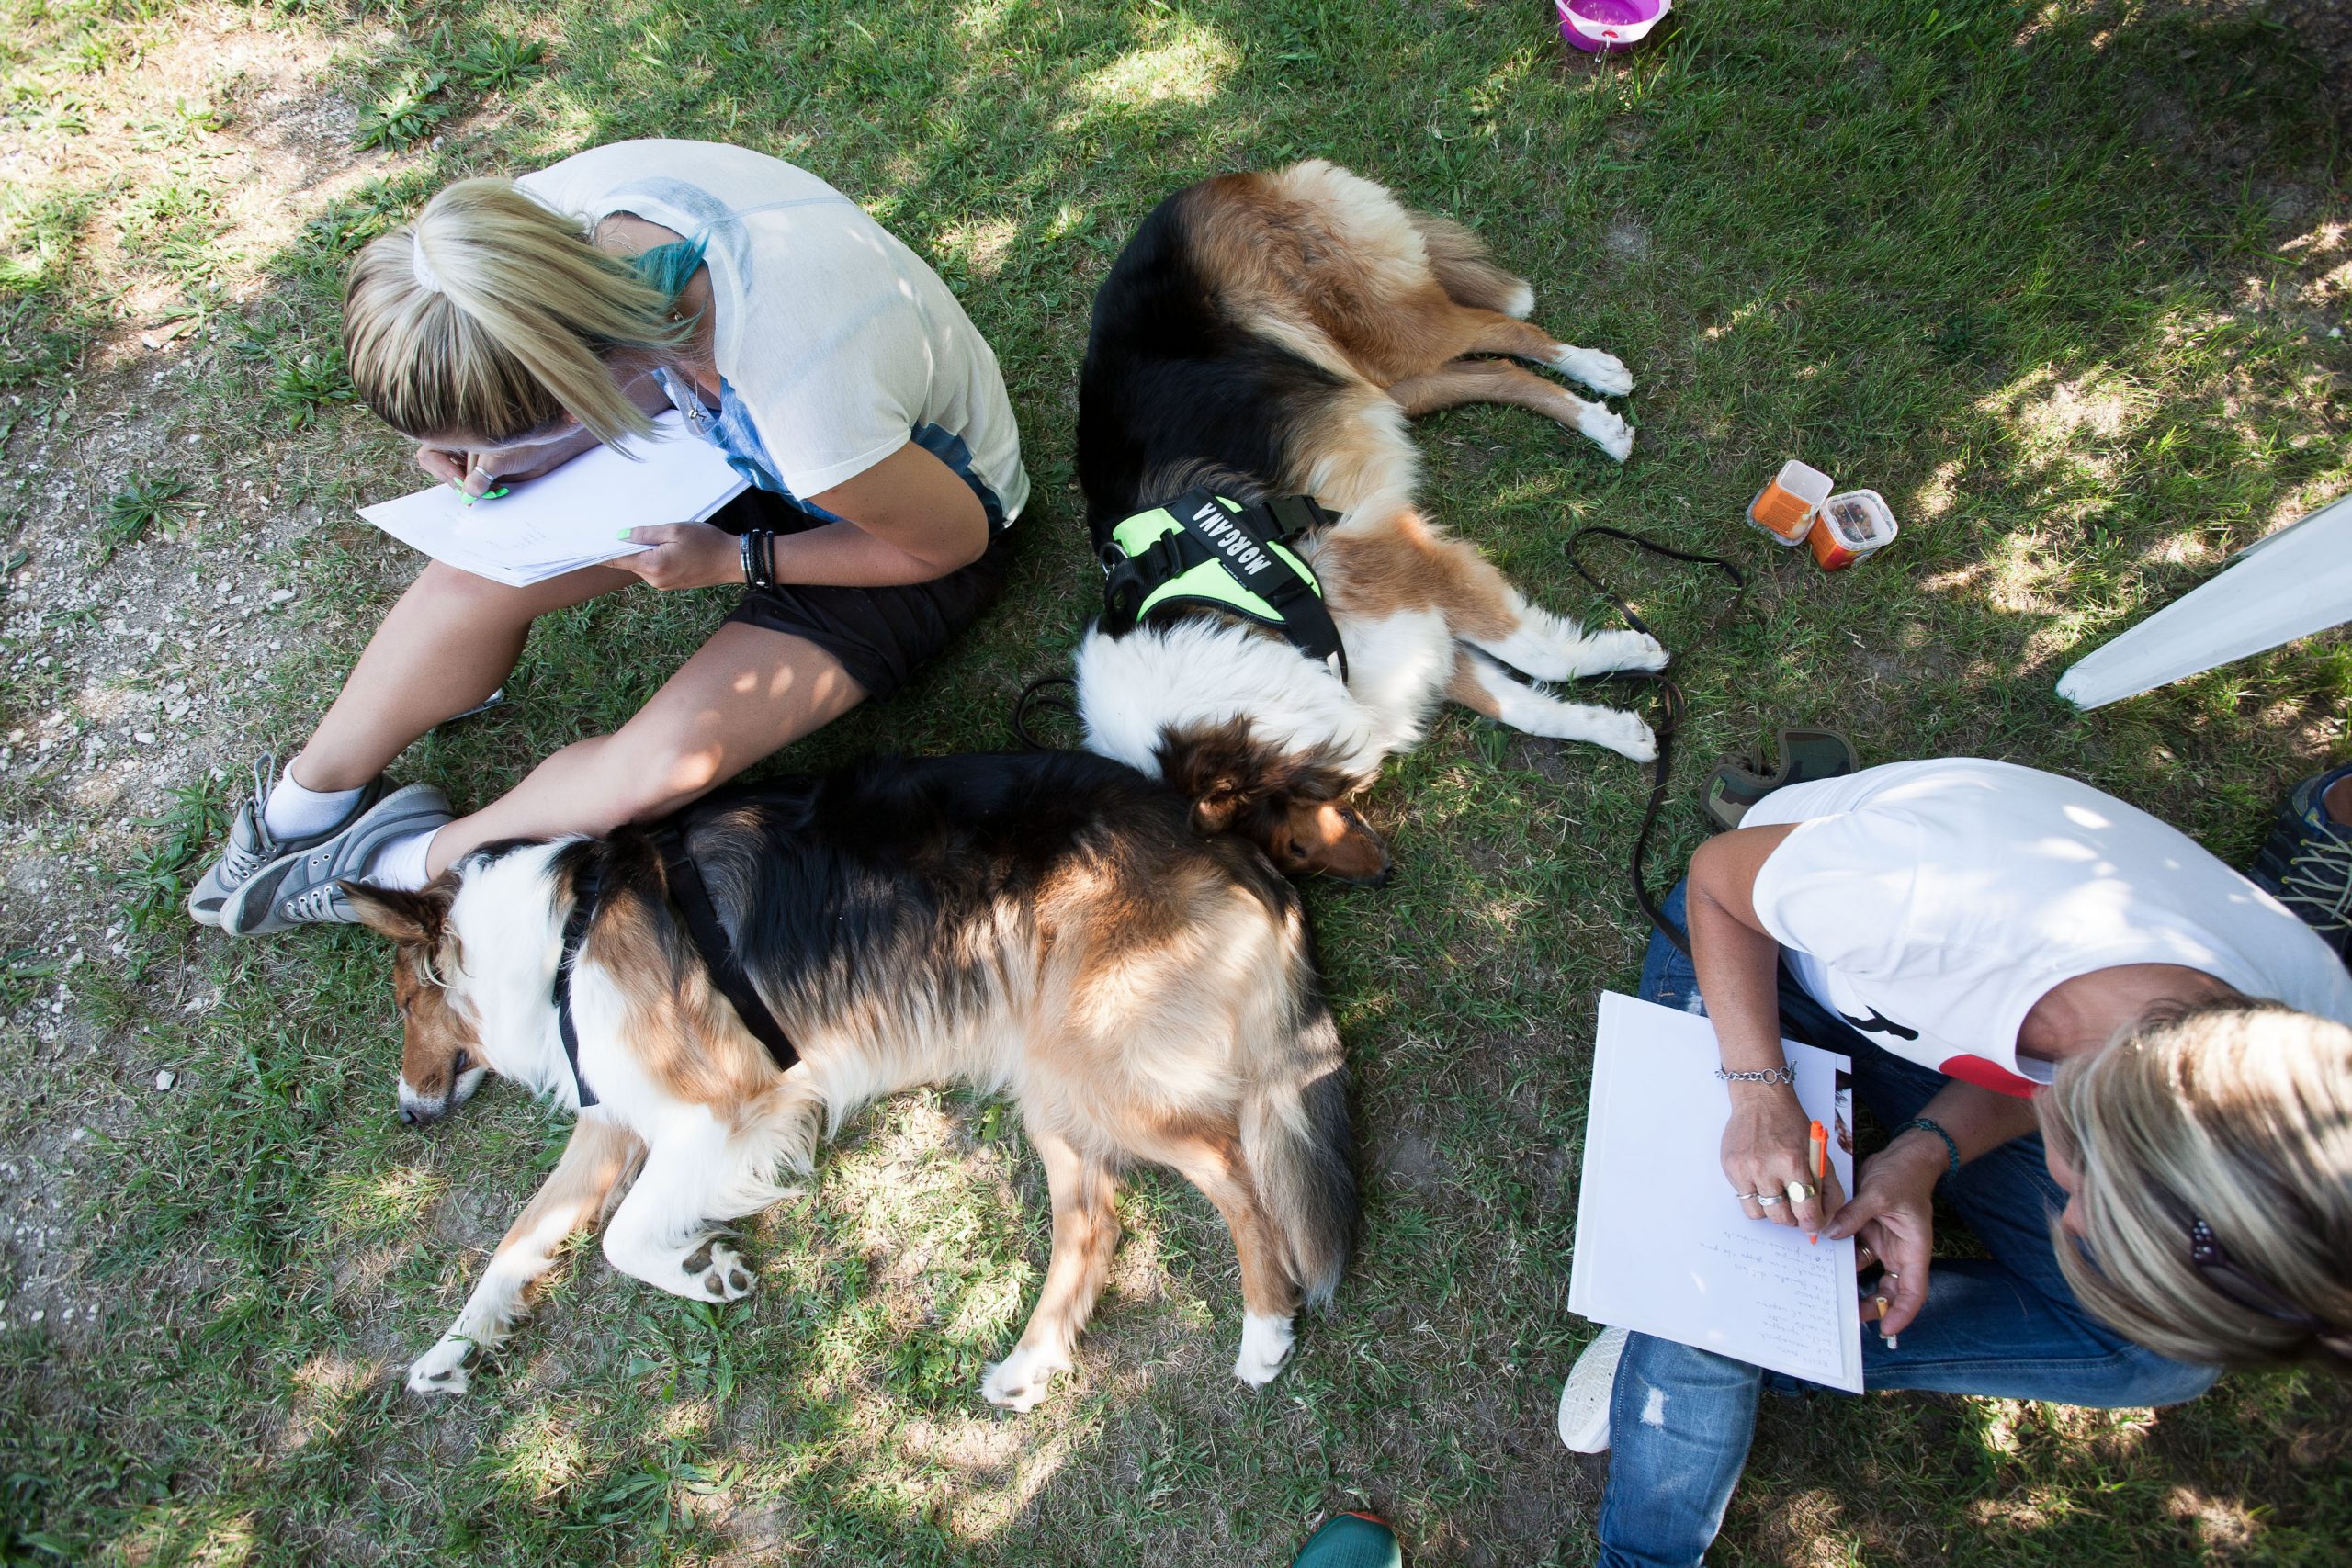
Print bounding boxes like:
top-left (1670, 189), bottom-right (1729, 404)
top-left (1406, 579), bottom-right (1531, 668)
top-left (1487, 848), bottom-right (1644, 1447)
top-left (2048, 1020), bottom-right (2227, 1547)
top-left (740, 529), bottom-right (775, 590)
top-left (1893, 1116), bottom-right (1962, 1180)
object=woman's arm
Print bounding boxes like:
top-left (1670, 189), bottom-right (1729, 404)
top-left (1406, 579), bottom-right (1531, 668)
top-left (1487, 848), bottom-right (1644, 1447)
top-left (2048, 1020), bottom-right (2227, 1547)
top-left (415, 370), bottom-right (673, 497)
top-left (1688, 826), bottom-right (1846, 1234)
top-left (612, 441), bottom-right (990, 592)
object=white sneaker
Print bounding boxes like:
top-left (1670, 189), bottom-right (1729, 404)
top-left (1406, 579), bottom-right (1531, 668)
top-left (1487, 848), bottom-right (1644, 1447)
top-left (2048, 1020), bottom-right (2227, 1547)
top-left (1557, 1325), bottom-right (1628, 1453)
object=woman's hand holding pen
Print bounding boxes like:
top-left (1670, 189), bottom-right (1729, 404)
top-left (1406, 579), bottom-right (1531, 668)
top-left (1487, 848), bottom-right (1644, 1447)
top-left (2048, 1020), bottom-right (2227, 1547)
top-left (1722, 1087), bottom-right (1844, 1235)
top-left (1826, 1134), bottom-right (1944, 1338)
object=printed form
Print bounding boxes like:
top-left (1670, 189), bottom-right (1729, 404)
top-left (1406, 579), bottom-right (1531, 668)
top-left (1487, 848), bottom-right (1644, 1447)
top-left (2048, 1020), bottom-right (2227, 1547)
top-left (1568, 991), bottom-right (1863, 1392)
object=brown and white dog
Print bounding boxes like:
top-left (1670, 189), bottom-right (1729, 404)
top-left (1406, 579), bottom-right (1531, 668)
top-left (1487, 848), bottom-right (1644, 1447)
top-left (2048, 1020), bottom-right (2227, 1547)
top-left (1074, 160), bottom-right (1668, 881)
top-left (357, 751), bottom-right (1354, 1409)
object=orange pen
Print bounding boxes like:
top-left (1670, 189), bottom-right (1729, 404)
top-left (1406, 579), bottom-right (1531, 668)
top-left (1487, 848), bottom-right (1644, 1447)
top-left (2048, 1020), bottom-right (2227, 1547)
top-left (1807, 1120), bottom-right (1827, 1244)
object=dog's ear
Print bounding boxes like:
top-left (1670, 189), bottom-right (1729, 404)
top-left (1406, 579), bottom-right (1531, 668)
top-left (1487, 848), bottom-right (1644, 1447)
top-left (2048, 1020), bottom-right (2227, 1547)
top-left (341, 880), bottom-right (451, 945)
top-left (1157, 720), bottom-right (1272, 835)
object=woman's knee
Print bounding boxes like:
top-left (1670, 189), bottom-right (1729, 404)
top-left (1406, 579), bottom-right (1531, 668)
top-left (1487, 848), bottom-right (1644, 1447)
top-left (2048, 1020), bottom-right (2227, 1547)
top-left (405, 561), bottom-right (550, 632)
top-left (583, 732), bottom-right (732, 827)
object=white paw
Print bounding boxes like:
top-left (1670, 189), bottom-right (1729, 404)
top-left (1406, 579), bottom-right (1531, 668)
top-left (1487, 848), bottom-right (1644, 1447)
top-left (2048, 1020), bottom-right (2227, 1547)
top-left (1555, 345), bottom-right (1634, 397)
top-left (690, 1242), bottom-right (758, 1303)
top-left (406, 1336), bottom-right (472, 1396)
top-left (981, 1344), bottom-right (1070, 1412)
top-left (1577, 405), bottom-right (1635, 463)
top-left (1233, 1313), bottom-right (1295, 1388)
top-left (1595, 711), bottom-right (1658, 763)
top-left (1589, 629), bottom-right (1669, 674)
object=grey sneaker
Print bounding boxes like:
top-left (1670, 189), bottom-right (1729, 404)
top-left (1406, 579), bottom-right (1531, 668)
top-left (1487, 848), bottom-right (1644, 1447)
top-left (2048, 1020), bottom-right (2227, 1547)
top-left (1557, 1325), bottom-right (1628, 1454)
top-left (220, 782), bottom-right (455, 935)
top-left (187, 755), bottom-right (386, 928)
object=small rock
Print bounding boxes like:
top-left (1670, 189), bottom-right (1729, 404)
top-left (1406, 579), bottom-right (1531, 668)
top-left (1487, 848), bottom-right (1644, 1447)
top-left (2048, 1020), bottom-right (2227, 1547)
top-left (268, 588), bottom-right (294, 603)
top-left (155, 1069), bottom-right (176, 1091)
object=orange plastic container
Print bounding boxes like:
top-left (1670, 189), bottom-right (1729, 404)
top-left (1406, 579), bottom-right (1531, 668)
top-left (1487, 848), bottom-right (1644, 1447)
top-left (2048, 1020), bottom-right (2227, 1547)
top-left (1747, 460), bottom-right (1833, 545)
top-left (1807, 490), bottom-right (1898, 570)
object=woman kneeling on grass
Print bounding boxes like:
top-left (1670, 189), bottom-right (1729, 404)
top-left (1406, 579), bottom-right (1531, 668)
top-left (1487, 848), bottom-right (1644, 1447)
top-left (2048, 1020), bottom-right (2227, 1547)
top-left (187, 140), bottom-right (1029, 934)
top-left (1555, 759), bottom-right (2352, 1568)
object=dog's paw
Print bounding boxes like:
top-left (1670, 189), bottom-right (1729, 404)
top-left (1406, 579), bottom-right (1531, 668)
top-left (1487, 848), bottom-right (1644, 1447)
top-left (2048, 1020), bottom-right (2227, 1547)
top-left (1594, 711), bottom-right (1659, 763)
top-left (1589, 629), bottom-right (1669, 674)
top-left (1577, 404), bottom-right (1635, 463)
top-left (691, 1242), bottom-right (758, 1303)
top-left (1555, 345), bottom-right (1634, 398)
top-left (1233, 1313), bottom-right (1296, 1388)
top-left (981, 1344), bottom-right (1070, 1412)
top-left (407, 1337), bottom-right (472, 1396)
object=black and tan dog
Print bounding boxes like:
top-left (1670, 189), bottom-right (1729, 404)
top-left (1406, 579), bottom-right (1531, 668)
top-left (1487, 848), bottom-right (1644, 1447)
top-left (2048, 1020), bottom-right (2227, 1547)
top-left (356, 750), bottom-right (1354, 1410)
top-left (1074, 160), bottom-right (1667, 880)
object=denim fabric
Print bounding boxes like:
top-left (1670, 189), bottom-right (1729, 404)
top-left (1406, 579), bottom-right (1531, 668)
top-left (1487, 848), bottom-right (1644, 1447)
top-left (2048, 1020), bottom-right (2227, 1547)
top-left (1598, 880), bottom-right (2220, 1568)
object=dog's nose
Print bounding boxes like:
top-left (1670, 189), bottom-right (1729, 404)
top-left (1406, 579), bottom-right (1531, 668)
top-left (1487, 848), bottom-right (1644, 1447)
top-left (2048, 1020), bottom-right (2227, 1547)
top-left (399, 1105), bottom-right (417, 1125)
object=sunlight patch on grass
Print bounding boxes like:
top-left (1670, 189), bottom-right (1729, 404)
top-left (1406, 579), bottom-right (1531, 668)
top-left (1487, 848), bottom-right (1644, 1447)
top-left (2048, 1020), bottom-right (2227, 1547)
top-left (2165, 1485), bottom-right (2258, 1551)
top-left (282, 1351), bottom-right (368, 1450)
top-left (492, 1404), bottom-right (591, 1499)
top-left (1063, 23), bottom-right (1239, 120)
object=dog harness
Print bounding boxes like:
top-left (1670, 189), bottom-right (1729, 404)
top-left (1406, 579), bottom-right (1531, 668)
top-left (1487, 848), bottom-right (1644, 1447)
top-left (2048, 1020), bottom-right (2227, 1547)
top-left (551, 828), bottom-right (799, 1107)
top-left (1096, 487), bottom-right (1350, 682)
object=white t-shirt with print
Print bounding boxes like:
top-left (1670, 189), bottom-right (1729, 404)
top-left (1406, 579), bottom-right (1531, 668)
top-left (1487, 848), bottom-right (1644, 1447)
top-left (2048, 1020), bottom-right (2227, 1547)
top-left (1743, 759), bottom-right (2352, 1096)
top-left (518, 140), bottom-right (1029, 520)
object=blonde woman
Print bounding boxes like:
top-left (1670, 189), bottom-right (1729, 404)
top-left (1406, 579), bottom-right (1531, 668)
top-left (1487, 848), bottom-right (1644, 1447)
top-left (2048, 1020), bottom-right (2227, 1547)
top-left (1552, 759), bottom-right (2352, 1568)
top-left (187, 141), bottom-right (1029, 933)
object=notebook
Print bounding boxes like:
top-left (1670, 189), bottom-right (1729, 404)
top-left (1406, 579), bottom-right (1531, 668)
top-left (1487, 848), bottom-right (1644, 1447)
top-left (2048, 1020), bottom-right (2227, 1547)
top-left (1567, 991), bottom-right (1863, 1392)
top-left (356, 411), bottom-right (750, 587)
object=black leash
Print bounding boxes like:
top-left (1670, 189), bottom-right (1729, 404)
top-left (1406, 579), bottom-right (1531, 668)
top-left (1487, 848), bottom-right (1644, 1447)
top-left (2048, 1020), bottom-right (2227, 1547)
top-left (552, 865), bottom-right (603, 1107)
top-left (1012, 672), bottom-right (1080, 752)
top-left (1564, 525), bottom-right (1748, 956)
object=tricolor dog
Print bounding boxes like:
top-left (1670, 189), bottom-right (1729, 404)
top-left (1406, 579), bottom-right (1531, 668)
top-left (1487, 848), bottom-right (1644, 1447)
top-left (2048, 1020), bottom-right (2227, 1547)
top-left (359, 751), bottom-right (1354, 1409)
top-left (1074, 160), bottom-right (1668, 881)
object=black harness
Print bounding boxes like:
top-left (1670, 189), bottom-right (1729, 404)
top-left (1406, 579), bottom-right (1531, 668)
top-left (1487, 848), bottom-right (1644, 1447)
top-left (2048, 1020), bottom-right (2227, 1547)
top-left (1096, 487), bottom-right (1351, 682)
top-left (551, 828), bottom-right (798, 1106)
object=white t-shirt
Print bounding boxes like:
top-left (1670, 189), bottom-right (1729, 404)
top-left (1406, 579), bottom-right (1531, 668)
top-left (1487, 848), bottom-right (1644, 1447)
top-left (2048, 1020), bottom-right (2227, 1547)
top-left (1744, 759), bottom-right (2352, 1096)
top-left (518, 141), bottom-right (1029, 521)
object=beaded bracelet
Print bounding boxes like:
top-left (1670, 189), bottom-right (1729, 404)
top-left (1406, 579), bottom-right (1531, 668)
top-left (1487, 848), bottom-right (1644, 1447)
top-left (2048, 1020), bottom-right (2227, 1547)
top-left (1893, 1116), bottom-right (1962, 1180)
top-left (1713, 1064), bottom-right (1796, 1086)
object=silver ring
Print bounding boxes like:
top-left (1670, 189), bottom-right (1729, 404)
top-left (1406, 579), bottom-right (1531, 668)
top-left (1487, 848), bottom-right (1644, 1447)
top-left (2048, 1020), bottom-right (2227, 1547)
top-left (1757, 1193), bottom-right (1783, 1208)
top-left (1733, 1192), bottom-right (1762, 1202)
top-left (1785, 1181), bottom-right (1813, 1203)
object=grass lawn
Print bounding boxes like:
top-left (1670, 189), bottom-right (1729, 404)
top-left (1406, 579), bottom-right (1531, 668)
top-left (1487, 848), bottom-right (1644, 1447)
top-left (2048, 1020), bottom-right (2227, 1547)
top-left (3, 0), bottom-right (2349, 1562)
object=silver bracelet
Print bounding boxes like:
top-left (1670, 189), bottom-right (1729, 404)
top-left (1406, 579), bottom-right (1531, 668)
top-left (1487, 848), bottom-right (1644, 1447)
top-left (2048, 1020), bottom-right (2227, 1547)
top-left (1713, 1064), bottom-right (1796, 1086)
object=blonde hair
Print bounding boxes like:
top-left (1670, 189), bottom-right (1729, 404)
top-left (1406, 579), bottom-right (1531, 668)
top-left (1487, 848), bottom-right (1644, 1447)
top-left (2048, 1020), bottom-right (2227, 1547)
top-left (2042, 1000), bottom-right (2352, 1371)
top-left (343, 177), bottom-right (693, 446)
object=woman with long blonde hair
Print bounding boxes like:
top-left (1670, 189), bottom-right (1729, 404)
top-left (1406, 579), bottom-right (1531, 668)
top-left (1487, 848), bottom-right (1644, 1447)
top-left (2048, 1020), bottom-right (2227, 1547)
top-left (1554, 758), bottom-right (2352, 1567)
top-left (187, 141), bottom-right (1028, 933)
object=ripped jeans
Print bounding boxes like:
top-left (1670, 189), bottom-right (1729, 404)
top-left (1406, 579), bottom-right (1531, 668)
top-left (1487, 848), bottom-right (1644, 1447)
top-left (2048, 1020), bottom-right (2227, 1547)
top-left (1596, 881), bottom-right (2221, 1568)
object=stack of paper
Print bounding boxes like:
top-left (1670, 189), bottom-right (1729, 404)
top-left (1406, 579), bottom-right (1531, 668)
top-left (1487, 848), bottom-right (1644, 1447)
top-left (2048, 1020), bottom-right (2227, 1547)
top-left (1567, 992), bottom-right (1863, 1392)
top-left (356, 411), bottom-right (750, 587)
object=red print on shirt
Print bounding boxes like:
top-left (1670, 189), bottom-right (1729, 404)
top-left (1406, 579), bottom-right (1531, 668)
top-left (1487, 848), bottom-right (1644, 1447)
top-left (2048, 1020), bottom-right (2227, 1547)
top-left (1939, 1055), bottom-right (2042, 1099)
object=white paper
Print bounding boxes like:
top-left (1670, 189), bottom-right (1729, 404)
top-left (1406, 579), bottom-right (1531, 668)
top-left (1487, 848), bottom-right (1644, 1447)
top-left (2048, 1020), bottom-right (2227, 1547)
top-left (1567, 991), bottom-right (1863, 1392)
top-left (356, 411), bottom-right (750, 586)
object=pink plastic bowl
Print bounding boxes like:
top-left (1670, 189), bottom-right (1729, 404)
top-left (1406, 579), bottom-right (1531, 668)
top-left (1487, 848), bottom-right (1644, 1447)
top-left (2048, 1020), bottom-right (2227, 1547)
top-left (1556, 0), bottom-right (1669, 52)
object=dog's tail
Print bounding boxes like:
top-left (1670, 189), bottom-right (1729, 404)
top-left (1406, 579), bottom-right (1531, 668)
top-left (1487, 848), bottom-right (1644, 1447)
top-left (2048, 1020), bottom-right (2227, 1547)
top-left (1239, 904), bottom-right (1358, 1308)
top-left (1409, 211), bottom-right (1535, 320)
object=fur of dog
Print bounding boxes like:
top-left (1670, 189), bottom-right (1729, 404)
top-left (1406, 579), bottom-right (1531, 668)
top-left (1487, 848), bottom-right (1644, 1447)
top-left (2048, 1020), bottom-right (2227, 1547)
top-left (352, 750), bottom-right (1355, 1410)
top-left (1074, 160), bottom-right (1668, 879)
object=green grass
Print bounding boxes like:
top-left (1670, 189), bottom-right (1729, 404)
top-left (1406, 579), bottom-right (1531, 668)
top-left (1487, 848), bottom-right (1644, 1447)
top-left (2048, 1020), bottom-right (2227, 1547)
top-left (2, 0), bottom-right (2349, 1563)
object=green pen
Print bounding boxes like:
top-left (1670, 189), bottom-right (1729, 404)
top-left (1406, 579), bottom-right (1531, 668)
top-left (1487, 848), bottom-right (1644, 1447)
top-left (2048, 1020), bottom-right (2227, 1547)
top-left (460, 485), bottom-right (511, 506)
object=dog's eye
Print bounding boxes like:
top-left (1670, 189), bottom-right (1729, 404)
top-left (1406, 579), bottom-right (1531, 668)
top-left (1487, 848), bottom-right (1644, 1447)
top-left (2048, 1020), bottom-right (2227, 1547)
top-left (452, 1049), bottom-right (471, 1077)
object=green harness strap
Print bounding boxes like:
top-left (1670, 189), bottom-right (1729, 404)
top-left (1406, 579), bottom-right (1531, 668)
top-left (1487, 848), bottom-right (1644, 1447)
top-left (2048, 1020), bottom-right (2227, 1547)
top-left (1098, 487), bottom-right (1350, 681)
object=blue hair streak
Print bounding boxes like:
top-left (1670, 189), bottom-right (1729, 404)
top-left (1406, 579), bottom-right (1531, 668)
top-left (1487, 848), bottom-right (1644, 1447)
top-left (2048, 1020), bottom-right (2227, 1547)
top-left (628, 234), bottom-right (708, 310)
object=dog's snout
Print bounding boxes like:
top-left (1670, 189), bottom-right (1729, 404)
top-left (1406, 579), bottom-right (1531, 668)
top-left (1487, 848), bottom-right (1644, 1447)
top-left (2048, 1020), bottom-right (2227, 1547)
top-left (399, 1104), bottom-right (417, 1125)
top-left (397, 1078), bottom-right (449, 1127)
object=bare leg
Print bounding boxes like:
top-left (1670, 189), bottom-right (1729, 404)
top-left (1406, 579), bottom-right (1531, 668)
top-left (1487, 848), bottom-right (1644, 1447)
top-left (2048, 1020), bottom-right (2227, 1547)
top-left (295, 560), bottom-right (637, 792)
top-left (1387, 358), bottom-right (1634, 461)
top-left (425, 622), bottom-right (866, 874)
top-left (406, 1117), bottom-right (646, 1394)
top-left (982, 1120), bottom-right (1123, 1411)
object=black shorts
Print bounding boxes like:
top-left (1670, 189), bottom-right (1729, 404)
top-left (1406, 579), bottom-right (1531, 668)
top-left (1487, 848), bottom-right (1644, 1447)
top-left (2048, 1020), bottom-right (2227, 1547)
top-left (709, 489), bottom-right (1014, 701)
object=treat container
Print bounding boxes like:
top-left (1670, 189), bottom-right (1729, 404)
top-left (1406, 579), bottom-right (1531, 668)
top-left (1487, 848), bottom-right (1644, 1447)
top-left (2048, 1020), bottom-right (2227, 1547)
top-left (1556, 0), bottom-right (1671, 54)
top-left (1807, 489), bottom-right (1899, 570)
top-left (1747, 459), bottom-right (1834, 545)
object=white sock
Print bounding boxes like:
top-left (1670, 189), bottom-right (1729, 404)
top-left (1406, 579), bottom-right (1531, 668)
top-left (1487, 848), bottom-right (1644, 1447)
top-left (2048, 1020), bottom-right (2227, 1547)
top-left (264, 763), bottom-right (365, 840)
top-left (364, 828), bottom-right (439, 893)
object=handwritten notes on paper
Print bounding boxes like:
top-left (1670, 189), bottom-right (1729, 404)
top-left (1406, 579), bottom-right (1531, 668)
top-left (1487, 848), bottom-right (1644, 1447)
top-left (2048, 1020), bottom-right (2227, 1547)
top-left (1567, 992), bottom-right (1863, 1392)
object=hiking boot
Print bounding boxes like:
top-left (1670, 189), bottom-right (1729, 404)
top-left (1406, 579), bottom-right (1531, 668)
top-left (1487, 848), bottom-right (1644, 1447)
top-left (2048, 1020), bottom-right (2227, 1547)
top-left (2246, 761), bottom-right (2352, 960)
top-left (220, 783), bottom-right (454, 936)
top-left (1556, 1325), bottom-right (1629, 1454)
top-left (187, 755), bottom-right (386, 928)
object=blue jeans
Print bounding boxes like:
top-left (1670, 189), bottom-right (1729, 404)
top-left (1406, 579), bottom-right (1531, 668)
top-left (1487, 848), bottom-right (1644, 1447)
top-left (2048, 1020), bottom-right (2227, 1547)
top-left (1596, 882), bottom-right (2220, 1568)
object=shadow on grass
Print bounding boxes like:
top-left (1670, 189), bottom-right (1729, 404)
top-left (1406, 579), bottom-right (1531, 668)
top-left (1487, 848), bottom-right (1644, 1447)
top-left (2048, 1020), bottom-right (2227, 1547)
top-left (4, 0), bottom-right (2350, 1563)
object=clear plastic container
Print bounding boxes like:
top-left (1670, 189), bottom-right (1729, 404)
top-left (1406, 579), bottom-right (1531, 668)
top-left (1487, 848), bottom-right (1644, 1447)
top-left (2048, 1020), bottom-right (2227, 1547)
top-left (1808, 490), bottom-right (1898, 570)
top-left (1747, 459), bottom-right (1833, 546)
